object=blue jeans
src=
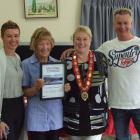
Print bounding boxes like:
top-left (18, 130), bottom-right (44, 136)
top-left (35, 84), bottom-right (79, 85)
top-left (111, 108), bottom-right (140, 140)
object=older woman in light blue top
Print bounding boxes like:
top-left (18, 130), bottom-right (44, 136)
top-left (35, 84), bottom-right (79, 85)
top-left (22, 27), bottom-right (70, 140)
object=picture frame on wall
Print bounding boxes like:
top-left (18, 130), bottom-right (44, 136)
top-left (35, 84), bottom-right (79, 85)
top-left (24, 0), bottom-right (58, 18)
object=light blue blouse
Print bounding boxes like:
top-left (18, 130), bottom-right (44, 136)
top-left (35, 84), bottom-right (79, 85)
top-left (22, 54), bottom-right (63, 131)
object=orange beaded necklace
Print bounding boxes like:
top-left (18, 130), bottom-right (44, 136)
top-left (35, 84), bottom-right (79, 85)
top-left (72, 51), bottom-right (94, 101)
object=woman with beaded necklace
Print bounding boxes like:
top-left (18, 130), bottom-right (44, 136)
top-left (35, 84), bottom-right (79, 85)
top-left (63, 25), bottom-right (108, 140)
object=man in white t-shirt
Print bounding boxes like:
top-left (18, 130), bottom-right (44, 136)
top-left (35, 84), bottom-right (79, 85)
top-left (97, 8), bottom-right (140, 140)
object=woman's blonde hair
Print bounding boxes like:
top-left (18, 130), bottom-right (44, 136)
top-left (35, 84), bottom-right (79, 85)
top-left (30, 27), bottom-right (54, 51)
top-left (73, 25), bottom-right (92, 41)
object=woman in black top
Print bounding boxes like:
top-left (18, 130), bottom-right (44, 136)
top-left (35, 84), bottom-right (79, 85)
top-left (63, 25), bottom-right (108, 140)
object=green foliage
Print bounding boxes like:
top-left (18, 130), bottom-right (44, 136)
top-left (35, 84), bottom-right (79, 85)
top-left (32, 0), bottom-right (36, 13)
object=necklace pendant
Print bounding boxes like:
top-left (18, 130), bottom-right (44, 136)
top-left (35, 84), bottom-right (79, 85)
top-left (81, 92), bottom-right (88, 101)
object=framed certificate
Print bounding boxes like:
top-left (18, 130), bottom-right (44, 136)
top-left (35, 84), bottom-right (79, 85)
top-left (40, 62), bottom-right (65, 99)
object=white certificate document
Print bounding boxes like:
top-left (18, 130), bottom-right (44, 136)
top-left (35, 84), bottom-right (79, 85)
top-left (40, 62), bottom-right (65, 99)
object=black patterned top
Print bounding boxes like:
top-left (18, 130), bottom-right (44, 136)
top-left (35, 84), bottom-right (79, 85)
top-left (63, 51), bottom-right (108, 136)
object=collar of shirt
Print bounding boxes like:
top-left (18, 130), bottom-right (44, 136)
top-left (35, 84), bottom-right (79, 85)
top-left (29, 54), bottom-right (59, 64)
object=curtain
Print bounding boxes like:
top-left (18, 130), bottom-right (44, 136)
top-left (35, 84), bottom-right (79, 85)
top-left (81, 0), bottom-right (140, 50)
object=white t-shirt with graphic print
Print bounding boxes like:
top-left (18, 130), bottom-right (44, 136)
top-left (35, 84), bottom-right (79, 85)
top-left (97, 36), bottom-right (140, 109)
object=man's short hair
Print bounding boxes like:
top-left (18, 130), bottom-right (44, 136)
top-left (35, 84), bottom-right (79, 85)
top-left (114, 8), bottom-right (132, 18)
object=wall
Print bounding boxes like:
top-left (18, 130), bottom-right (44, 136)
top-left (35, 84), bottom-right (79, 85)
top-left (0, 0), bottom-right (82, 44)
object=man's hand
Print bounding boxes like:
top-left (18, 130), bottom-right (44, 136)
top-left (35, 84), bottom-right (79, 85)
top-left (60, 48), bottom-right (74, 61)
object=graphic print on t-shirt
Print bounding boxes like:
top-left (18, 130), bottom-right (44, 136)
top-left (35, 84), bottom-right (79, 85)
top-left (108, 45), bottom-right (140, 68)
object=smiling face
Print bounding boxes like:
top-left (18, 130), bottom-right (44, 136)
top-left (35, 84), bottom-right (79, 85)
top-left (30, 27), bottom-right (54, 62)
top-left (73, 31), bottom-right (91, 55)
top-left (114, 14), bottom-right (132, 39)
top-left (2, 29), bottom-right (20, 51)
top-left (35, 38), bottom-right (53, 59)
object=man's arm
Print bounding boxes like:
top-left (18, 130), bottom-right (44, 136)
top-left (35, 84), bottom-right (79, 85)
top-left (60, 48), bottom-right (74, 61)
